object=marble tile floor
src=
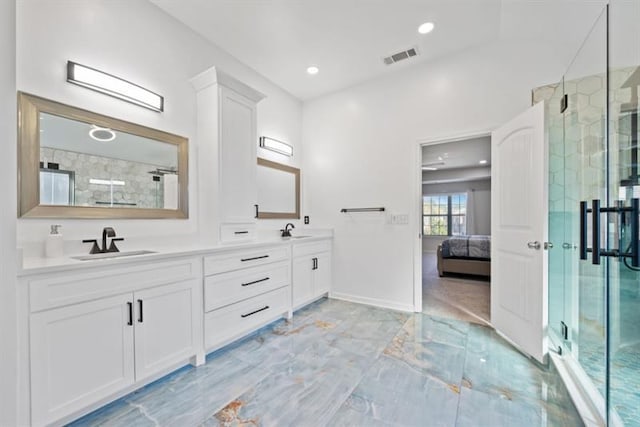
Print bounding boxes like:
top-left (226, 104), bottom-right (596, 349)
top-left (70, 298), bottom-right (582, 427)
top-left (422, 253), bottom-right (491, 326)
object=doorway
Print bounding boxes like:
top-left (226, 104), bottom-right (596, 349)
top-left (419, 135), bottom-right (492, 325)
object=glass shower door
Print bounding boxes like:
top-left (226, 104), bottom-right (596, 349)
top-left (608, 1), bottom-right (640, 424)
top-left (565, 7), bottom-right (609, 403)
top-left (548, 77), bottom-right (569, 352)
top-left (547, 6), bottom-right (609, 415)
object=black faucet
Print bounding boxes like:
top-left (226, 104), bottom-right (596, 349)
top-left (82, 227), bottom-right (124, 254)
top-left (281, 223), bottom-right (295, 238)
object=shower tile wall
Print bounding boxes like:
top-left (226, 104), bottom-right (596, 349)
top-left (41, 147), bottom-right (168, 209)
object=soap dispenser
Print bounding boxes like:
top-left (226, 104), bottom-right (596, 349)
top-left (45, 225), bottom-right (64, 258)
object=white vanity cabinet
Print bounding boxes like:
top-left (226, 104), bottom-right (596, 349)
top-left (191, 67), bottom-right (266, 243)
top-left (22, 257), bottom-right (202, 427)
top-left (203, 244), bottom-right (292, 351)
top-left (30, 293), bottom-right (135, 426)
top-left (292, 239), bottom-right (332, 309)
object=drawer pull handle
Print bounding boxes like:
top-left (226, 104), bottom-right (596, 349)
top-left (138, 299), bottom-right (143, 323)
top-left (234, 231), bottom-right (249, 235)
top-left (241, 305), bottom-right (270, 318)
top-left (242, 277), bottom-right (270, 287)
top-left (241, 255), bottom-right (269, 262)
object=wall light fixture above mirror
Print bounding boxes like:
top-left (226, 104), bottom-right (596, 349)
top-left (67, 61), bottom-right (164, 112)
top-left (18, 92), bottom-right (188, 219)
top-left (259, 136), bottom-right (293, 157)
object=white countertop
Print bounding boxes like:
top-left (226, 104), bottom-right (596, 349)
top-left (19, 233), bottom-right (332, 277)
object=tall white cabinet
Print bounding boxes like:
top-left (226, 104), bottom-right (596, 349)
top-left (191, 67), bottom-right (265, 243)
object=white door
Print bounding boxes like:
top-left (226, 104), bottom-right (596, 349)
top-left (30, 294), bottom-right (135, 426)
top-left (491, 101), bottom-right (548, 363)
top-left (134, 280), bottom-right (197, 381)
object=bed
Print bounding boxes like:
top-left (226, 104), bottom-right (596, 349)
top-left (437, 235), bottom-right (491, 278)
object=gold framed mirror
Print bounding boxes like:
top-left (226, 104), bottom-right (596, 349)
top-left (18, 92), bottom-right (189, 219)
top-left (256, 158), bottom-right (300, 219)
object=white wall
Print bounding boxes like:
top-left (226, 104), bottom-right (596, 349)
top-left (0, 1), bottom-right (17, 424)
top-left (422, 179), bottom-right (491, 252)
top-left (302, 39), bottom-right (572, 311)
top-left (16, 0), bottom-right (302, 249)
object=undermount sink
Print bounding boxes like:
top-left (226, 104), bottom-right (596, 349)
top-left (285, 235), bottom-right (311, 239)
top-left (71, 250), bottom-right (157, 261)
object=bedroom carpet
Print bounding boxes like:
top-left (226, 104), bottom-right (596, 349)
top-left (422, 253), bottom-right (491, 326)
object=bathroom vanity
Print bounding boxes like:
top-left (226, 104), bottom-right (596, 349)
top-left (17, 235), bottom-right (332, 426)
top-left (14, 62), bottom-right (320, 426)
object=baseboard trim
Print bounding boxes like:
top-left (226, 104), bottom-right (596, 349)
top-left (329, 292), bottom-right (414, 313)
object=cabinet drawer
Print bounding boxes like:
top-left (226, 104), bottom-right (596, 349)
top-left (204, 261), bottom-right (290, 312)
top-left (220, 223), bottom-right (256, 243)
top-left (29, 257), bottom-right (201, 313)
top-left (204, 286), bottom-right (289, 350)
top-left (204, 245), bottom-right (289, 275)
top-left (292, 239), bottom-right (332, 258)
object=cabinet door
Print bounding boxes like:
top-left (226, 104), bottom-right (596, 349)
top-left (219, 86), bottom-right (257, 223)
top-left (292, 256), bottom-right (314, 308)
top-left (133, 280), bottom-right (197, 381)
top-left (30, 294), bottom-right (134, 426)
top-left (314, 252), bottom-right (332, 296)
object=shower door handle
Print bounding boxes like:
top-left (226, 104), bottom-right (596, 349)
top-left (579, 201), bottom-right (588, 260)
top-left (592, 199), bottom-right (601, 265)
top-left (579, 199), bottom-right (602, 264)
top-left (579, 198), bottom-right (639, 267)
top-left (630, 198), bottom-right (639, 268)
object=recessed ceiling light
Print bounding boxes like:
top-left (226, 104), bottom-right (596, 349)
top-left (479, 159), bottom-right (488, 164)
top-left (418, 22), bottom-right (435, 34)
top-left (89, 125), bottom-right (117, 142)
top-left (307, 66), bottom-right (319, 75)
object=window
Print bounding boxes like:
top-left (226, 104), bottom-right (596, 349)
top-left (40, 168), bottom-right (75, 206)
top-left (423, 193), bottom-right (467, 236)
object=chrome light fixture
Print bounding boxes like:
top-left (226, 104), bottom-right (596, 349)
top-left (67, 61), bottom-right (164, 112)
top-left (259, 136), bottom-right (293, 157)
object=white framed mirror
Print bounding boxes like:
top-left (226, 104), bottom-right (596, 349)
top-left (256, 158), bottom-right (300, 219)
top-left (18, 92), bottom-right (189, 219)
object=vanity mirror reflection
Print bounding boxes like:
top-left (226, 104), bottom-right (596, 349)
top-left (18, 92), bottom-right (188, 218)
top-left (256, 158), bottom-right (300, 219)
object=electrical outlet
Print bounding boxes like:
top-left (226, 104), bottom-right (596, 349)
top-left (304, 216), bottom-right (309, 225)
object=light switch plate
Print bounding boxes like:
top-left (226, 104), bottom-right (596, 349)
top-left (390, 214), bottom-right (409, 225)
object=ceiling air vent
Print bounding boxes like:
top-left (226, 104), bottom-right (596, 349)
top-left (383, 47), bottom-right (418, 66)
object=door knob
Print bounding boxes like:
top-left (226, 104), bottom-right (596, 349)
top-left (544, 242), bottom-right (553, 250)
top-left (527, 241), bottom-right (541, 250)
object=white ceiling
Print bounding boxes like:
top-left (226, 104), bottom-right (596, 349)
top-left (152, 0), bottom-right (606, 101)
top-left (422, 136), bottom-right (491, 171)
